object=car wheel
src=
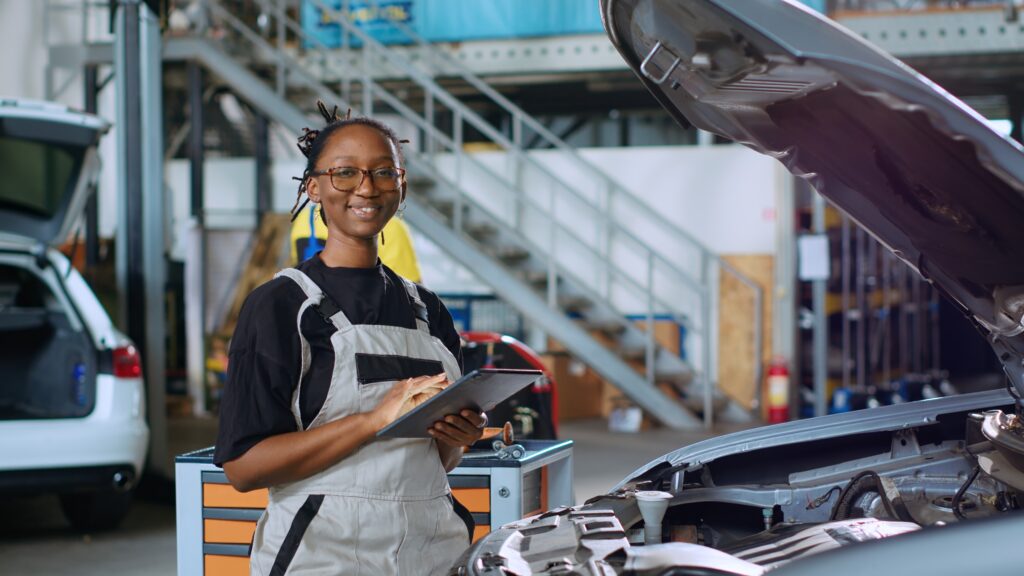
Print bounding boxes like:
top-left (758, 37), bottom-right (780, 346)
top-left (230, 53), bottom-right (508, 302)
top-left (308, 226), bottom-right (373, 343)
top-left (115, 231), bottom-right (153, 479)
top-left (59, 489), bottom-right (134, 532)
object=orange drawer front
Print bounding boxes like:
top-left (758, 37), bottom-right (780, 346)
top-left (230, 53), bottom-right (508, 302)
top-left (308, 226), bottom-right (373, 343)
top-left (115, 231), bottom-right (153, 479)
top-left (204, 554), bottom-right (250, 576)
top-left (203, 484), bottom-right (268, 509)
top-left (472, 525), bottom-right (490, 543)
top-left (204, 519), bottom-right (257, 544)
top-left (452, 487), bottom-right (489, 512)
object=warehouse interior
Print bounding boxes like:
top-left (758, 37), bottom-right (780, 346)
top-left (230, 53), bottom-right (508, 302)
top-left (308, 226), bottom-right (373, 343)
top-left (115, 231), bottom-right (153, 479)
top-left (2, 1), bottom-right (1024, 574)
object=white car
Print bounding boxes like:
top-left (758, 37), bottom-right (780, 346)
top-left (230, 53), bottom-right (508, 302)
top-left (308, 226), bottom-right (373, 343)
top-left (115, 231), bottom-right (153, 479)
top-left (0, 98), bottom-right (148, 531)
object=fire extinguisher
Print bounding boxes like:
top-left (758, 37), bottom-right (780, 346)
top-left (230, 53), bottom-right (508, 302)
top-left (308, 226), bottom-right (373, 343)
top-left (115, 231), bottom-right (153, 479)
top-left (766, 356), bottom-right (790, 424)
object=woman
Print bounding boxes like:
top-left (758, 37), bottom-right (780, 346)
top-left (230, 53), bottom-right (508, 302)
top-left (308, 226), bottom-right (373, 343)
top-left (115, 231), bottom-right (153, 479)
top-left (214, 103), bottom-right (484, 575)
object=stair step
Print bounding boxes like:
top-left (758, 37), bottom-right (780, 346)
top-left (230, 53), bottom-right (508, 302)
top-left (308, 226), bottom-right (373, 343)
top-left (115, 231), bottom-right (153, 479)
top-left (406, 176), bottom-right (436, 191)
top-left (558, 295), bottom-right (592, 313)
top-left (431, 199), bottom-right (455, 219)
top-left (618, 346), bottom-right (648, 361)
top-left (492, 246), bottom-right (531, 264)
top-left (520, 269), bottom-right (551, 285)
top-left (655, 370), bottom-right (693, 387)
top-left (580, 320), bottom-right (627, 338)
top-left (464, 222), bottom-right (498, 240)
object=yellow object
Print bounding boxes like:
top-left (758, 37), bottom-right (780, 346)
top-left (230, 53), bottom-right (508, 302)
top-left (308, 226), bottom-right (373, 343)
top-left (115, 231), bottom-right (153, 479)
top-left (290, 204), bottom-right (422, 283)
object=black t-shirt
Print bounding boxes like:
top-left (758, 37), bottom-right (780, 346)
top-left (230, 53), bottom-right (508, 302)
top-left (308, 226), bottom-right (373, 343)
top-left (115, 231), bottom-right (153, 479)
top-left (213, 256), bottom-right (463, 467)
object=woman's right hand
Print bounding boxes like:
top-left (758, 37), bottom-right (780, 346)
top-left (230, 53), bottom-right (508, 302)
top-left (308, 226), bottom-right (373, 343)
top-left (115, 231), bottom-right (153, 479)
top-left (369, 373), bottom-right (448, 431)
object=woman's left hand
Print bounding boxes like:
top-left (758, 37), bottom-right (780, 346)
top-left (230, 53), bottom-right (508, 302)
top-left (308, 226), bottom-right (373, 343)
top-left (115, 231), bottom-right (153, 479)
top-left (429, 410), bottom-right (486, 448)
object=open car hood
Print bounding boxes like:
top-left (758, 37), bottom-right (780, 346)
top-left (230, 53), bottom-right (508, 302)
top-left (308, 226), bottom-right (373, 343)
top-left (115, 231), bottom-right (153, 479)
top-left (601, 0), bottom-right (1024, 400)
top-left (0, 98), bottom-right (108, 247)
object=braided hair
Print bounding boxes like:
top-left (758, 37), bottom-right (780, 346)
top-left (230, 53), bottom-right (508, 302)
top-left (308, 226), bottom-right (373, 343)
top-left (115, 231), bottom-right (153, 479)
top-left (291, 100), bottom-right (408, 223)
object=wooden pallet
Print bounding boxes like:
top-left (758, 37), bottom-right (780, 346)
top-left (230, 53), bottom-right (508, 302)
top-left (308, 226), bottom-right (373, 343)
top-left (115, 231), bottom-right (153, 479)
top-left (218, 213), bottom-right (291, 335)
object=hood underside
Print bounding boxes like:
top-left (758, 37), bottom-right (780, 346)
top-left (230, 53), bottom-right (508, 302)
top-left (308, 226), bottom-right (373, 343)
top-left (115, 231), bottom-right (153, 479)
top-left (601, 0), bottom-right (1024, 399)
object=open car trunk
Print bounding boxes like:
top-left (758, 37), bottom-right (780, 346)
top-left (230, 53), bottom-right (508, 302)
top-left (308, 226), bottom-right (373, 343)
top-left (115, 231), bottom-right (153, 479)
top-left (0, 263), bottom-right (97, 420)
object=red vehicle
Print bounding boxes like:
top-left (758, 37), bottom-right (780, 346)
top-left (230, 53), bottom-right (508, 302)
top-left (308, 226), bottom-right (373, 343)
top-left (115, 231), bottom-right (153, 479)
top-left (460, 332), bottom-right (558, 439)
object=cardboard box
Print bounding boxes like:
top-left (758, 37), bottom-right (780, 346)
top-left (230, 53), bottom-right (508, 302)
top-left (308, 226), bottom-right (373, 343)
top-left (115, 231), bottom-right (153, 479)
top-left (541, 352), bottom-right (607, 421)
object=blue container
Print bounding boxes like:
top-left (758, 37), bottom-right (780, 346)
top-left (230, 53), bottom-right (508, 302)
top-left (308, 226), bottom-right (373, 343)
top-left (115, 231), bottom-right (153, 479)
top-left (302, 0), bottom-right (605, 48)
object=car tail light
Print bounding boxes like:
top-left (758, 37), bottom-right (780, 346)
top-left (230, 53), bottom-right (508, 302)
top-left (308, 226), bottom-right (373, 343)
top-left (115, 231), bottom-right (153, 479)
top-left (112, 345), bottom-right (142, 378)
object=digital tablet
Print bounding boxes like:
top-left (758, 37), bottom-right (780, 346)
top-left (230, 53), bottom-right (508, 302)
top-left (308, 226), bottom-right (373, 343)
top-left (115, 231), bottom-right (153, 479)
top-left (376, 369), bottom-right (542, 439)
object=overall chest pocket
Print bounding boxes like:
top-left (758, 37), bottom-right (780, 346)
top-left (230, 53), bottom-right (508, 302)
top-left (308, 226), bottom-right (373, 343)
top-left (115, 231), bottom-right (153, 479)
top-left (354, 353), bottom-right (444, 385)
top-left (354, 353), bottom-right (445, 413)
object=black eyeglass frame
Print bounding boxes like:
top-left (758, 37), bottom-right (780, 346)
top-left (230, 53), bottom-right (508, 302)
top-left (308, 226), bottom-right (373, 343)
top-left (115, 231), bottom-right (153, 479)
top-left (309, 166), bottom-right (406, 192)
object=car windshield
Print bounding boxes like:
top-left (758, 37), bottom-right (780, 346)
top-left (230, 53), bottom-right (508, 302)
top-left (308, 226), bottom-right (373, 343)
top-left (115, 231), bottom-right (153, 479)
top-left (0, 135), bottom-right (81, 218)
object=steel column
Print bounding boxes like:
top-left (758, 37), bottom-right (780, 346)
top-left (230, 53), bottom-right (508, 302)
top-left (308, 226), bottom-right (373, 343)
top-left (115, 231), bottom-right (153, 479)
top-left (186, 60), bottom-right (208, 416)
top-left (255, 113), bottom-right (272, 218)
top-left (83, 64), bottom-right (101, 270)
top-left (116, 0), bottom-right (145, 358)
top-left (141, 1), bottom-right (168, 476)
top-left (812, 192), bottom-right (828, 417)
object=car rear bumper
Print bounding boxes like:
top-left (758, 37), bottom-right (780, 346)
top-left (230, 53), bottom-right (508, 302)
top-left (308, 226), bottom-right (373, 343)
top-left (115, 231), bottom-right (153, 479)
top-left (0, 376), bottom-right (148, 485)
top-left (0, 463), bottom-right (138, 495)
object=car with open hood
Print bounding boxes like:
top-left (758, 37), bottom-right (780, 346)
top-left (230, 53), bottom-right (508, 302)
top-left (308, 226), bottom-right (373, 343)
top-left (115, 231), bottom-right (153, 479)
top-left (0, 98), bottom-right (148, 531)
top-left (448, 1), bottom-right (1024, 574)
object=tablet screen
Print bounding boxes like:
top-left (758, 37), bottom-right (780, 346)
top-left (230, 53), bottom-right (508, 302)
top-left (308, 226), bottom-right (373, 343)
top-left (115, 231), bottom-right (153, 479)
top-left (376, 369), bottom-right (542, 439)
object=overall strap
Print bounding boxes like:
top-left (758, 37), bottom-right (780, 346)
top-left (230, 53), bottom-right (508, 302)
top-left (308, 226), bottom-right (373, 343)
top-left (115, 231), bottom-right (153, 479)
top-left (275, 268), bottom-right (352, 331)
top-left (399, 276), bottom-right (430, 334)
top-left (274, 268), bottom-right (352, 431)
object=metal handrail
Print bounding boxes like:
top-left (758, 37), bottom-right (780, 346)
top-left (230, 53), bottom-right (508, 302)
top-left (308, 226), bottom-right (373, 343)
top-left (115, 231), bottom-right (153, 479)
top-left (204, 0), bottom-right (744, 396)
top-left (226, 0), bottom-right (710, 326)
top-left (331, 0), bottom-right (763, 317)
top-left (286, 1), bottom-right (710, 295)
top-left (184, 1), bottom-right (769, 405)
top-left (299, 0), bottom-right (764, 394)
top-left (830, 0), bottom-right (1016, 14)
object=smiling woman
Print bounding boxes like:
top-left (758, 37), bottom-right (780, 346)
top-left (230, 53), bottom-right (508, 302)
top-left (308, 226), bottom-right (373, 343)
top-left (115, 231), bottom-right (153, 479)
top-left (213, 102), bottom-right (485, 575)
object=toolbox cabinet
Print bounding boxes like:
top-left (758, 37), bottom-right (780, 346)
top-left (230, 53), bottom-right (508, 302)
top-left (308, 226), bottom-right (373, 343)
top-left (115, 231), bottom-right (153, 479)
top-left (175, 440), bottom-right (573, 576)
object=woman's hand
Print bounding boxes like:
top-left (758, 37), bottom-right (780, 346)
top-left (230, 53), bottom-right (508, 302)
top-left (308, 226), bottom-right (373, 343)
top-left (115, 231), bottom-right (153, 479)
top-left (369, 373), bottom-right (448, 431)
top-left (429, 410), bottom-right (487, 449)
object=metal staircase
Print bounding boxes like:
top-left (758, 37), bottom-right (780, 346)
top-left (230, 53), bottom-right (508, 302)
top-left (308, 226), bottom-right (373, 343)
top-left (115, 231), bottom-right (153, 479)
top-left (49, 0), bottom-right (765, 429)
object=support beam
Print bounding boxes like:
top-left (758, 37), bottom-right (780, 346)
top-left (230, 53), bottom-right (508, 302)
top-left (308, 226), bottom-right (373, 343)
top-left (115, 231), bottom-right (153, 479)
top-left (254, 113), bottom-right (272, 218)
top-left (116, 0), bottom-right (146, 359)
top-left (83, 64), bottom-right (101, 270)
top-left (186, 60), bottom-right (208, 416)
top-left (812, 191), bottom-right (828, 417)
top-left (140, 2), bottom-right (168, 476)
top-left (1010, 90), bottom-right (1023, 144)
top-left (116, 0), bottom-right (169, 476)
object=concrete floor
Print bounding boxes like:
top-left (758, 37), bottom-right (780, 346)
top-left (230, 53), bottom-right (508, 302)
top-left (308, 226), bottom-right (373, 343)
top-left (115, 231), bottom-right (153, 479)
top-left (0, 418), bottom-right (754, 575)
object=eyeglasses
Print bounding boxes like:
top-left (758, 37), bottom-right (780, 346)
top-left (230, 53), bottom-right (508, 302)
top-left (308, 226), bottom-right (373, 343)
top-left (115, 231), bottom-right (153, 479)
top-left (309, 166), bottom-right (405, 192)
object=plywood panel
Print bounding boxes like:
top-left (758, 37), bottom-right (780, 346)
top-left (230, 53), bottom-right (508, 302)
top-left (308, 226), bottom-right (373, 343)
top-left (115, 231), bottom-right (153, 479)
top-left (718, 255), bottom-right (774, 410)
top-left (203, 484), bottom-right (269, 509)
top-left (204, 554), bottom-right (250, 576)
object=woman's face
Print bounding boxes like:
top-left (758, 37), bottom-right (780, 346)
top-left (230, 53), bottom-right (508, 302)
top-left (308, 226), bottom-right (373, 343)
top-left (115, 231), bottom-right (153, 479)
top-left (306, 124), bottom-right (404, 245)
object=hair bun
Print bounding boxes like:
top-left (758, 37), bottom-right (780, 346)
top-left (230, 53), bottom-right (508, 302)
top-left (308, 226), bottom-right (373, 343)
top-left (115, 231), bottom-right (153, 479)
top-left (296, 127), bottom-right (320, 158)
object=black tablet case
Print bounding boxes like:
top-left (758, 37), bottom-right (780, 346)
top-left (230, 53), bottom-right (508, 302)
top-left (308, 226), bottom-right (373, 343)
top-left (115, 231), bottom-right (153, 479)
top-left (376, 369), bottom-right (542, 439)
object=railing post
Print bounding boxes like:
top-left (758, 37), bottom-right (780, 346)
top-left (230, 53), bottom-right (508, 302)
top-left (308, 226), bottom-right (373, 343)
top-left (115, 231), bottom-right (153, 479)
top-left (362, 43), bottom-right (373, 115)
top-left (604, 180), bottom-right (614, 301)
top-left (702, 251), bottom-right (713, 430)
top-left (275, 0), bottom-right (286, 96)
top-left (646, 250), bottom-right (656, 387)
top-left (512, 113), bottom-right (523, 232)
top-left (424, 91), bottom-right (435, 156)
top-left (547, 185), bottom-right (558, 309)
top-left (341, 0), bottom-right (351, 102)
top-left (453, 110), bottom-right (464, 233)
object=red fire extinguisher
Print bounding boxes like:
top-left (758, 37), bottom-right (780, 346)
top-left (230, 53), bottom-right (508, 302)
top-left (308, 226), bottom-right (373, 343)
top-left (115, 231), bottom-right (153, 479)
top-left (766, 356), bottom-right (790, 424)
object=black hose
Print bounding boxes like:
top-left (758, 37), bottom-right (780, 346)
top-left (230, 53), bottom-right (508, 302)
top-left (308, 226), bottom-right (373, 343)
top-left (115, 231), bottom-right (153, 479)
top-left (829, 470), bottom-right (900, 521)
top-left (952, 466), bottom-right (981, 521)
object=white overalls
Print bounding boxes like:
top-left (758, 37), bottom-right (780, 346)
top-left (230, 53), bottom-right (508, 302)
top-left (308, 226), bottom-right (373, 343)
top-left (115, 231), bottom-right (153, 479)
top-left (249, 268), bottom-right (469, 576)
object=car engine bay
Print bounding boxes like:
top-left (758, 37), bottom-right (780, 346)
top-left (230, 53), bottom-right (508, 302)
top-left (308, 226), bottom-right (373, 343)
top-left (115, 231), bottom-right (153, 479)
top-left (453, 395), bottom-right (1024, 575)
